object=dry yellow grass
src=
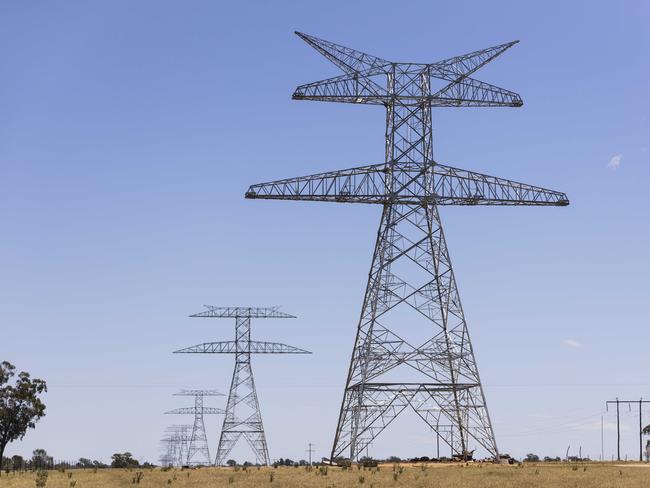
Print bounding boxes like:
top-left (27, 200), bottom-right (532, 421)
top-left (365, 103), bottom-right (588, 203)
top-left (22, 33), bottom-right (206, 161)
top-left (0, 462), bottom-right (648, 487)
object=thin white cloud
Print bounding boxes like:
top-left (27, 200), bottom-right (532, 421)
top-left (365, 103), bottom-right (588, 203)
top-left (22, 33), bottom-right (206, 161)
top-left (607, 154), bottom-right (622, 169)
top-left (563, 339), bottom-right (583, 349)
top-left (568, 419), bottom-right (626, 432)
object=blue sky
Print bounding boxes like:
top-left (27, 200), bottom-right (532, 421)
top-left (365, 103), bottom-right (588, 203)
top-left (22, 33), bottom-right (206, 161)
top-left (1, 0), bottom-right (649, 463)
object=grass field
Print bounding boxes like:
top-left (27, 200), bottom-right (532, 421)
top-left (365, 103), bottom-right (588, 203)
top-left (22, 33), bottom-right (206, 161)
top-left (1, 463), bottom-right (648, 487)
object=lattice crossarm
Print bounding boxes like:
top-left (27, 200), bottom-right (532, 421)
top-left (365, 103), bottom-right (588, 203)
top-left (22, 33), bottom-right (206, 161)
top-left (174, 340), bottom-right (310, 354)
top-left (174, 389), bottom-right (224, 396)
top-left (165, 407), bottom-right (225, 415)
top-left (432, 163), bottom-right (569, 206)
top-left (295, 31), bottom-right (390, 75)
top-left (190, 306), bottom-right (295, 319)
top-left (245, 163), bottom-right (389, 203)
top-left (293, 73), bottom-right (389, 105)
top-left (248, 341), bottom-right (312, 354)
top-left (173, 341), bottom-right (237, 354)
top-left (430, 77), bottom-right (522, 107)
top-left (429, 40), bottom-right (519, 81)
top-left (201, 407), bottom-right (226, 414)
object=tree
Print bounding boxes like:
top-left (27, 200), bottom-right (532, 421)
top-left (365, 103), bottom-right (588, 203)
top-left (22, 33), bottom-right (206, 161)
top-left (32, 449), bottom-right (52, 469)
top-left (226, 459), bottom-right (237, 467)
top-left (111, 452), bottom-right (139, 468)
top-left (525, 453), bottom-right (540, 462)
top-left (0, 362), bottom-right (47, 475)
top-left (11, 455), bottom-right (24, 471)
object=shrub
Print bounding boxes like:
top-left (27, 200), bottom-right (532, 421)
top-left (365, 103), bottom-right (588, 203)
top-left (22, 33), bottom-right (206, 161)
top-left (132, 471), bottom-right (144, 484)
top-left (35, 470), bottom-right (48, 488)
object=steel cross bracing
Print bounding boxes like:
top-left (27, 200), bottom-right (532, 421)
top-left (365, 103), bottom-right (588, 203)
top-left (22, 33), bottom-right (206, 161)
top-left (174, 306), bottom-right (310, 465)
top-left (165, 390), bottom-right (225, 466)
top-left (245, 32), bottom-right (569, 462)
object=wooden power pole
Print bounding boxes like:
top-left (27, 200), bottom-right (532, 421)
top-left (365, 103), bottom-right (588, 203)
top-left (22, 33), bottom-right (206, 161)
top-left (606, 398), bottom-right (650, 462)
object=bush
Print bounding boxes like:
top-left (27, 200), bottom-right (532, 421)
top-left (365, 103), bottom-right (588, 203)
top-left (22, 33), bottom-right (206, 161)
top-left (359, 457), bottom-right (377, 468)
top-left (35, 470), bottom-right (48, 488)
top-left (111, 453), bottom-right (139, 469)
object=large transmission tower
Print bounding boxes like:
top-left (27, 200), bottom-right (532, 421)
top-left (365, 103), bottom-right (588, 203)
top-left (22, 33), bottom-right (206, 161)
top-left (175, 306), bottom-right (311, 465)
top-left (165, 390), bottom-right (225, 466)
top-left (245, 32), bottom-right (569, 461)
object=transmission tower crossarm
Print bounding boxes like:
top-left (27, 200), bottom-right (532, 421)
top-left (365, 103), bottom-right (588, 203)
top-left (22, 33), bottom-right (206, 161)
top-left (190, 306), bottom-right (296, 319)
top-left (293, 73), bottom-right (389, 105)
top-left (295, 31), bottom-right (390, 75)
top-left (432, 163), bottom-right (569, 206)
top-left (429, 40), bottom-right (519, 80)
top-left (174, 389), bottom-right (224, 396)
top-left (431, 76), bottom-right (522, 107)
top-left (246, 163), bottom-right (388, 204)
top-left (174, 340), bottom-right (311, 354)
top-left (165, 407), bottom-right (225, 415)
top-left (245, 162), bottom-right (568, 206)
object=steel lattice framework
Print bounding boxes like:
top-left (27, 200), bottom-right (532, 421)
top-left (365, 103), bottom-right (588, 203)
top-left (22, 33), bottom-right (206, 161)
top-left (245, 32), bottom-right (569, 462)
top-left (160, 425), bottom-right (192, 467)
top-left (174, 306), bottom-right (311, 465)
top-left (165, 390), bottom-right (225, 466)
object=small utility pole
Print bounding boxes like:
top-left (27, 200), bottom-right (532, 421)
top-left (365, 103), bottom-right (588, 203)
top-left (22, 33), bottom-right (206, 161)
top-left (601, 415), bottom-right (604, 462)
top-left (640, 398), bottom-right (643, 463)
top-left (306, 443), bottom-right (315, 465)
top-left (606, 398), bottom-right (621, 461)
top-left (606, 397), bottom-right (650, 462)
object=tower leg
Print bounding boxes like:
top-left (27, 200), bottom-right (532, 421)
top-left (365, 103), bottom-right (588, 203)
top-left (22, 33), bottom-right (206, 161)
top-left (330, 203), bottom-right (498, 462)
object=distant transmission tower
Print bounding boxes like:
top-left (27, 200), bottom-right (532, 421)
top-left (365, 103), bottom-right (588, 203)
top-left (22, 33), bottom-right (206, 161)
top-left (175, 306), bottom-right (311, 465)
top-left (246, 32), bottom-right (569, 461)
top-left (161, 425), bottom-right (192, 467)
top-left (165, 390), bottom-right (225, 466)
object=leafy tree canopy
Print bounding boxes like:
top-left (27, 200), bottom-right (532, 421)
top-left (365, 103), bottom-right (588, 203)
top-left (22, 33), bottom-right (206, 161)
top-left (111, 452), bottom-right (139, 468)
top-left (0, 362), bottom-right (47, 475)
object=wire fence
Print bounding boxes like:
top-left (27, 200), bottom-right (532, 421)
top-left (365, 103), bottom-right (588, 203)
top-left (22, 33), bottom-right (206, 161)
top-left (1, 459), bottom-right (109, 472)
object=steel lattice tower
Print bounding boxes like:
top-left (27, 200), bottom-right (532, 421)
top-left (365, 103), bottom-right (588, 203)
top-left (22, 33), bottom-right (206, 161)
top-left (165, 389), bottom-right (225, 466)
top-left (174, 306), bottom-right (311, 465)
top-left (160, 425), bottom-right (192, 467)
top-left (245, 32), bottom-right (569, 461)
